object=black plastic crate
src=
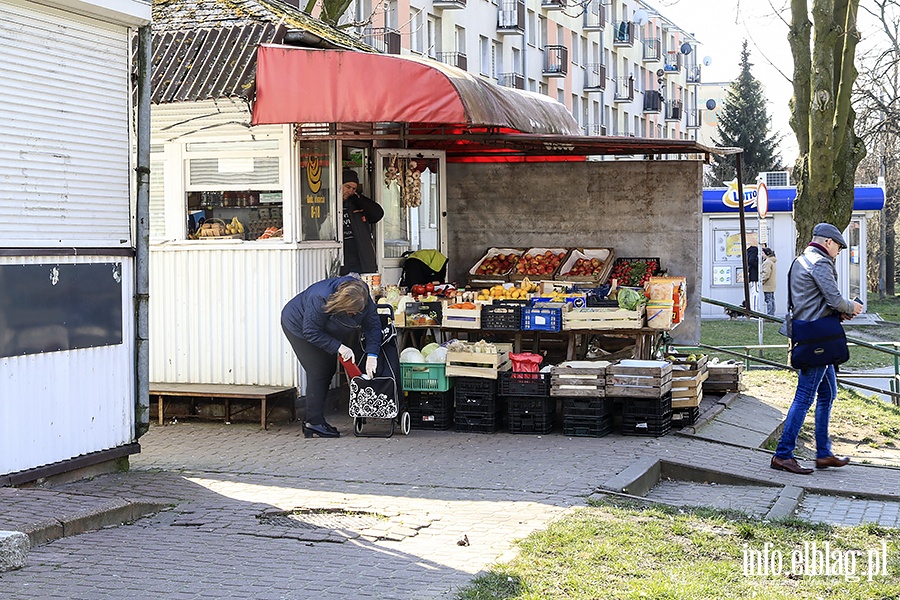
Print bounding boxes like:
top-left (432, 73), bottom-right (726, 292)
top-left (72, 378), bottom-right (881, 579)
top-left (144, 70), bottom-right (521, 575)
top-left (498, 371), bottom-right (551, 397)
top-left (455, 391), bottom-right (499, 415)
top-left (671, 406), bottom-right (700, 428)
top-left (507, 396), bottom-right (555, 434)
top-left (562, 396), bottom-right (614, 418)
top-left (621, 393), bottom-right (673, 418)
top-left (454, 377), bottom-right (497, 396)
top-left (622, 412), bottom-right (672, 437)
top-left (563, 415), bottom-right (614, 437)
top-left (455, 411), bottom-right (502, 433)
top-left (407, 391), bottom-right (454, 430)
top-left (480, 301), bottom-right (525, 330)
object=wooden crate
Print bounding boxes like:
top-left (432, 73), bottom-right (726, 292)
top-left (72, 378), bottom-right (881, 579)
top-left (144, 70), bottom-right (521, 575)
top-left (442, 307), bottom-right (482, 329)
top-left (556, 247), bottom-right (616, 284)
top-left (446, 343), bottom-right (512, 379)
top-left (550, 363), bottom-right (608, 397)
top-left (705, 362), bottom-right (744, 392)
top-left (563, 306), bottom-right (644, 330)
top-left (670, 370), bottom-right (708, 408)
top-left (606, 360), bottom-right (673, 398)
top-left (672, 390), bottom-right (703, 409)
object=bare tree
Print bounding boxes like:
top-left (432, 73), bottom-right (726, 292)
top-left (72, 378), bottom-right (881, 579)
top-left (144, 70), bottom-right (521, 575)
top-left (789, 0), bottom-right (866, 254)
top-left (855, 0), bottom-right (900, 296)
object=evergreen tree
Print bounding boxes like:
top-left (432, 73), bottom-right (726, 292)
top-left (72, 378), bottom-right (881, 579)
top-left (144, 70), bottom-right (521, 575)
top-left (709, 41), bottom-right (783, 186)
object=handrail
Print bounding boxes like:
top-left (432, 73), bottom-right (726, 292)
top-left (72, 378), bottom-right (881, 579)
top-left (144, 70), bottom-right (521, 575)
top-left (693, 297), bottom-right (900, 405)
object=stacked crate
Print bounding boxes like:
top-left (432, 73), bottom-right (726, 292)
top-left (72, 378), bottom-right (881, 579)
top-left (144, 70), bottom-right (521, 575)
top-left (406, 391), bottom-right (454, 430)
top-left (551, 361), bottom-right (613, 437)
top-left (607, 360), bottom-right (674, 437)
top-left (668, 354), bottom-right (708, 427)
top-left (705, 362), bottom-right (745, 393)
top-left (499, 371), bottom-right (555, 434)
top-left (454, 377), bottom-right (502, 433)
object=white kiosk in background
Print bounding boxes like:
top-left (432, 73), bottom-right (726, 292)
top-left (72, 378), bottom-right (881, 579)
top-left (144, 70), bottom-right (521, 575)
top-left (700, 182), bottom-right (885, 319)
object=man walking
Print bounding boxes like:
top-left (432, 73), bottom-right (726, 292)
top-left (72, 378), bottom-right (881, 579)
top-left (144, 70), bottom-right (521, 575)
top-left (770, 223), bottom-right (862, 475)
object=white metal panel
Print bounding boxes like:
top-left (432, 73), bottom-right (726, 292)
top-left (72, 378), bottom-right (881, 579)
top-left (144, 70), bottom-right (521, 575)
top-left (149, 245), bottom-right (339, 389)
top-left (0, 255), bottom-right (135, 476)
top-left (0, 1), bottom-right (132, 248)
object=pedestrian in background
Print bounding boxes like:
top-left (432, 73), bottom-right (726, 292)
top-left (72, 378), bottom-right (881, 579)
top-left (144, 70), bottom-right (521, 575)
top-left (770, 223), bottom-right (862, 474)
top-left (760, 247), bottom-right (777, 316)
top-left (281, 276), bottom-right (381, 438)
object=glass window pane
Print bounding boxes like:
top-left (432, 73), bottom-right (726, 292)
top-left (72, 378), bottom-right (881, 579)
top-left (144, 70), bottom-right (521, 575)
top-left (188, 157), bottom-right (280, 187)
top-left (299, 141), bottom-right (336, 242)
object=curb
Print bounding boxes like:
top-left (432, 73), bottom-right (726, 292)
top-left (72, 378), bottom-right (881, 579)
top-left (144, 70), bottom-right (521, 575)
top-left (21, 500), bottom-right (168, 548)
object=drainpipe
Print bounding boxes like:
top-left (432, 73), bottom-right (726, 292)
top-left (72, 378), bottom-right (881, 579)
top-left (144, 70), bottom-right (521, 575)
top-left (134, 24), bottom-right (151, 438)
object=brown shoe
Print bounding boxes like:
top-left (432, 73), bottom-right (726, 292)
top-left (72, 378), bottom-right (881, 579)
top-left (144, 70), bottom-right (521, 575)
top-left (770, 456), bottom-right (814, 475)
top-left (815, 455), bottom-right (850, 469)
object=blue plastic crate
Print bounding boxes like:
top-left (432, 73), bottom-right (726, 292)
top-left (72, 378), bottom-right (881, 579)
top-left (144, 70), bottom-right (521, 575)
top-left (521, 306), bottom-right (562, 332)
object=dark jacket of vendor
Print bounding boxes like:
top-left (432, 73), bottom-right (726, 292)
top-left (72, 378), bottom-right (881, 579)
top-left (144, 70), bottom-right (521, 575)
top-left (341, 169), bottom-right (384, 275)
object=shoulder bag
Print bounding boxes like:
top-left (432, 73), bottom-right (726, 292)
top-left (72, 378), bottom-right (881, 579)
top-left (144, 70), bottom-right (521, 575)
top-left (785, 258), bottom-right (850, 369)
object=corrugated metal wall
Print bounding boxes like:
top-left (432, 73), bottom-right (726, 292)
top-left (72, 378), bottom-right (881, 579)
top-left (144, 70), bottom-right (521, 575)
top-left (0, 1), bottom-right (132, 248)
top-left (0, 255), bottom-right (135, 475)
top-left (149, 245), bottom-right (337, 390)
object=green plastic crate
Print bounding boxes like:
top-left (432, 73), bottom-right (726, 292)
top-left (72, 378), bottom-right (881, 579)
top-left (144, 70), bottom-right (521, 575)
top-left (401, 362), bottom-right (452, 392)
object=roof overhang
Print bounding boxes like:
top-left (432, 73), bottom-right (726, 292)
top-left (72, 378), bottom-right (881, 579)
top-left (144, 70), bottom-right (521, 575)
top-left (251, 46), bottom-right (582, 135)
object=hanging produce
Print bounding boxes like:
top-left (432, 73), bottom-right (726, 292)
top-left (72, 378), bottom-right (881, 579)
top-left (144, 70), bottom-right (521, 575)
top-left (384, 155), bottom-right (422, 208)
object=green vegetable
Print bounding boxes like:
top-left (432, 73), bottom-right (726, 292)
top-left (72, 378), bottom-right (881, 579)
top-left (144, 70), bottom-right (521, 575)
top-left (617, 287), bottom-right (645, 311)
top-left (421, 342), bottom-right (441, 358)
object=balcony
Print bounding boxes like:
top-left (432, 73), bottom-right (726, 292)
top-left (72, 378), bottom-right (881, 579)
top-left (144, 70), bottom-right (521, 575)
top-left (584, 63), bottom-right (606, 91)
top-left (433, 0), bottom-right (466, 8)
top-left (436, 52), bottom-right (467, 70)
top-left (686, 64), bottom-right (701, 84)
top-left (584, 0), bottom-right (605, 30)
top-left (542, 0), bottom-right (566, 9)
top-left (543, 45), bottom-right (568, 76)
top-left (686, 108), bottom-right (701, 129)
top-left (363, 27), bottom-right (401, 54)
top-left (499, 72), bottom-right (525, 89)
top-left (613, 21), bottom-right (635, 46)
top-left (664, 51), bottom-right (683, 73)
top-left (666, 100), bottom-right (683, 121)
top-left (642, 37), bottom-right (661, 61)
top-left (614, 76), bottom-right (634, 102)
top-left (498, 0), bottom-right (525, 34)
top-left (643, 90), bottom-right (662, 113)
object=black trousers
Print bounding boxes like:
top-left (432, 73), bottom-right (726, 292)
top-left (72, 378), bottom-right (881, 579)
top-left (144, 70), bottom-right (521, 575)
top-left (281, 323), bottom-right (337, 425)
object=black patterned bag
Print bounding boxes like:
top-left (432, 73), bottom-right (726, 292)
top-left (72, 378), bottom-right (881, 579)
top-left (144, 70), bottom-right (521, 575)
top-left (348, 376), bottom-right (398, 419)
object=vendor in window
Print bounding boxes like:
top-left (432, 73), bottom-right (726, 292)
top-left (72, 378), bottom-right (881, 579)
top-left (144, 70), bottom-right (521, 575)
top-left (340, 169), bottom-right (384, 275)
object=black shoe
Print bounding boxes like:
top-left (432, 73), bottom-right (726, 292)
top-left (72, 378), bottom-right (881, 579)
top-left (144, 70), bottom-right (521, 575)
top-left (322, 422), bottom-right (339, 434)
top-left (303, 422), bottom-right (340, 438)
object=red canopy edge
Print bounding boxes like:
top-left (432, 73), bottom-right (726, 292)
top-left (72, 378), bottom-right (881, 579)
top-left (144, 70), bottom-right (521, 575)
top-left (251, 45), bottom-right (581, 135)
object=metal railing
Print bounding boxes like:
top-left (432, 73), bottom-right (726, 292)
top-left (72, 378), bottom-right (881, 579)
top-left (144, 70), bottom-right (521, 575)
top-left (692, 297), bottom-right (900, 405)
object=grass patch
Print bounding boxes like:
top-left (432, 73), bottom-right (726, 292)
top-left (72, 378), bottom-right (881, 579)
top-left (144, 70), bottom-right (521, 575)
top-left (457, 500), bottom-right (900, 599)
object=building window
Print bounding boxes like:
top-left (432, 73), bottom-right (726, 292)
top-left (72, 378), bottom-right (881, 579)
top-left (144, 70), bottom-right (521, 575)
top-left (527, 9), bottom-right (536, 46)
top-left (480, 36), bottom-right (490, 75)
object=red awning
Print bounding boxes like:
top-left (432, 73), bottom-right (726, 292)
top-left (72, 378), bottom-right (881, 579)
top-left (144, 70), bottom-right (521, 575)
top-left (251, 45), bottom-right (582, 135)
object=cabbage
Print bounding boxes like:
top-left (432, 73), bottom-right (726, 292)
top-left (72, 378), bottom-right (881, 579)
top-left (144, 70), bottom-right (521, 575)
top-left (618, 287), bottom-right (645, 311)
top-left (421, 342), bottom-right (441, 359)
top-left (425, 347), bottom-right (448, 363)
top-left (400, 347), bottom-right (425, 363)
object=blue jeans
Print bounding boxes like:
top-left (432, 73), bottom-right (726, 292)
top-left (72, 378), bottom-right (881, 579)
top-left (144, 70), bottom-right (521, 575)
top-left (764, 291), bottom-right (776, 316)
top-left (775, 364), bottom-right (837, 459)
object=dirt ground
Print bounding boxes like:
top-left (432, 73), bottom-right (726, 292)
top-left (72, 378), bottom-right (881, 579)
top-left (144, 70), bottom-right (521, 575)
top-left (743, 370), bottom-right (900, 468)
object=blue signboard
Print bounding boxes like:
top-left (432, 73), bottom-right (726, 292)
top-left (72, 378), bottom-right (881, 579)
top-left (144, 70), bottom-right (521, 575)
top-left (702, 185), bottom-right (884, 214)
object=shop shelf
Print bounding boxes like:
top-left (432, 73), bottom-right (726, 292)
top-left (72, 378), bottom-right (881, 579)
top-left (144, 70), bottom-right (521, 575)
top-left (498, 371), bottom-right (551, 397)
top-left (521, 306), bottom-right (562, 332)
top-left (401, 362), bottom-right (452, 392)
top-left (563, 414), bottom-right (614, 437)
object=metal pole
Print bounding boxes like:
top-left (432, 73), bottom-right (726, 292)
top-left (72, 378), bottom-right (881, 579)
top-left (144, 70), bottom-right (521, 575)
top-left (735, 153), bottom-right (750, 313)
top-left (134, 25), bottom-right (152, 438)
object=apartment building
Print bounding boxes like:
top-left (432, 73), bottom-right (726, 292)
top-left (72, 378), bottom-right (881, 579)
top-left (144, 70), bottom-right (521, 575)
top-left (348, 0), bottom-right (703, 141)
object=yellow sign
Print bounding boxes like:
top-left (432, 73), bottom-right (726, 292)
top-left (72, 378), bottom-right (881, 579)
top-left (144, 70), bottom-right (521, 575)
top-left (306, 153), bottom-right (322, 193)
top-left (722, 179), bottom-right (760, 209)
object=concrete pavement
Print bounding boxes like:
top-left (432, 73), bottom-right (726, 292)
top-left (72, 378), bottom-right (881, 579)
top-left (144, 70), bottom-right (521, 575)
top-left (1, 390), bottom-right (900, 599)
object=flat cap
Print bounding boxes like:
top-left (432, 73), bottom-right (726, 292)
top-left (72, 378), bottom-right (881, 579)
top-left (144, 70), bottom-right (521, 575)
top-left (812, 223), bottom-right (847, 248)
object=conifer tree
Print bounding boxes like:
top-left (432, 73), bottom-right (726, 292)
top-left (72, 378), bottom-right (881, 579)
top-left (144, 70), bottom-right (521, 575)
top-left (709, 41), bottom-right (783, 186)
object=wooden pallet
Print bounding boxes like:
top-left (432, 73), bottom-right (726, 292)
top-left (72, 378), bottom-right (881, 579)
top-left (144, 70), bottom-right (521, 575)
top-left (550, 366), bottom-right (607, 397)
top-left (563, 306), bottom-right (644, 330)
top-left (606, 361), bottom-right (673, 398)
top-left (445, 343), bottom-right (512, 379)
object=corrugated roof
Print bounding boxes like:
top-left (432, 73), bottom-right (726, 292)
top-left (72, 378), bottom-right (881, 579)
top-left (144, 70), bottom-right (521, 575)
top-left (150, 0), bottom-right (373, 104)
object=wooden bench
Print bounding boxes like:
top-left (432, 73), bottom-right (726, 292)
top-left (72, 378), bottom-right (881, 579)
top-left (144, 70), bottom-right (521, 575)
top-left (150, 383), bottom-right (297, 430)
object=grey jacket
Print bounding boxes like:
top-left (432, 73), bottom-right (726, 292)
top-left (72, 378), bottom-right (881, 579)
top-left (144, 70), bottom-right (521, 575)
top-left (787, 245), bottom-right (854, 322)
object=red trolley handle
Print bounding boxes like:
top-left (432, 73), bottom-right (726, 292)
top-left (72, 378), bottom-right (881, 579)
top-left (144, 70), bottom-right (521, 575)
top-left (339, 356), bottom-right (363, 378)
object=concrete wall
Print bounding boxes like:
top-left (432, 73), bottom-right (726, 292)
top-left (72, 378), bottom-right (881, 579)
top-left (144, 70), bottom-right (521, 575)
top-left (446, 160), bottom-right (704, 344)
